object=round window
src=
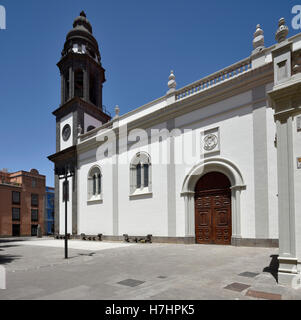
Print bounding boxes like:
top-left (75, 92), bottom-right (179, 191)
top-left (62, 124), bottom-right (71, 142)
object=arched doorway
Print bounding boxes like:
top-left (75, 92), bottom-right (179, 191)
top-left (194, 172), bottom-right (232, 245)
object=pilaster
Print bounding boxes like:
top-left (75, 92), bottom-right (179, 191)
top-left (268, 25), bottom-right (301, 285)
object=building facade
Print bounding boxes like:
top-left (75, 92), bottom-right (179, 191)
top-left (49, 13), bottom-right (300, 250)
top-left (0, 169), bottom-right (46, 237)
top-left (45, 187), bottom-right (55, 235)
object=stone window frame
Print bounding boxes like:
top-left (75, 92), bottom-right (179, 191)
top-left (87, 165), bottom-right (103, 203)
top-left (130, 152), bottom-right (152, 197)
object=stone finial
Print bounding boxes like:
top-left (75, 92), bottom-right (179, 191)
top-left (253, 24), bottom-right (265, 53)
top-left (276, 18), bottom-right (289, 43)
top-left (114, 105), bottom-right (120, 119)
top-left (167, 70), bottom-right (177, 95)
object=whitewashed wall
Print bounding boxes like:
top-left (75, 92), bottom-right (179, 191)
top-left (77, 149), bottom-right (114, 235)
top-left (60, 114), bottom-right (73, 151)
top-left (59, 177), bottom-right (73, 234)
top-left (84, 113), bottom-right (102, 133)
top-left (75, 88), bottom-right (279, 240)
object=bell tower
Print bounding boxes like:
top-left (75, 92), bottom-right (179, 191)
top-left (54, 11), bottom-right (111, 148)
top-left (58, 11), bottom-right (106, 110)
top-left (49, 12), bottom-right (111, 236)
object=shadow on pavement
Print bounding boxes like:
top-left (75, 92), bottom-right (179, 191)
top-left (0, 253), bottom-right (20, 265)
top-left (0, 238), bottom-right (27, 244)
top-left (263, 254), bottom-right (279, 283)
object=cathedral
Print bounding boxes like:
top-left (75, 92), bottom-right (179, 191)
top-left (49, 13), bottom-right (301, 286)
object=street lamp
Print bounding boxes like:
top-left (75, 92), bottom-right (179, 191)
top-left (55, 163), bottom-right (75, 259)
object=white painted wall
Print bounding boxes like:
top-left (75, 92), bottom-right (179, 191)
top-left (59, 177), bottom-right (73, 234)
top-left (73, 87), bottom-right (280, 240)
top-left (266, 96), bottom-right (279, 239)
top-left (60, 114), bottom-right (73, 151)
top-left (118, 141), bottom-right (169, 236)
top-left (84, 113), bottom-right (102, 133)
top-left (174, 92), bottom-right (256, 239)
top-left (77, 149), bottom-right (114, 236)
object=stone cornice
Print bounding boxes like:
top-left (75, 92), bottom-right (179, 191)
top-left (268, 76), bottom-right (301, 121)
top-left (52, 97), bottom-right (111, 123)
top-left (48, 145), bottom-right (77, 164)
top-left (57, 52), bottom-right (105, 76)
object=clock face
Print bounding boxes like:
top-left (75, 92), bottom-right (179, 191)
top-left (62, 124), bottom-right (71, 142)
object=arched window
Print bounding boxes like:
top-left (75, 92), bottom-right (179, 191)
top-left (74, 69), bottom-right (84, 98)
top-left (88, 166), bottom-right (102, 201)
top-left (130, 152), bottom-right (152, 195)
top-left (89, 73), bottom-right (97, 106)
top-left (64, 71), bottom-right (70, 102)
top-left (87, 125), bottom-right (96, 132)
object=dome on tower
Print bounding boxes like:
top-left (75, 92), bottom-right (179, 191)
top-left (61, 11), bottom-right (101, 63)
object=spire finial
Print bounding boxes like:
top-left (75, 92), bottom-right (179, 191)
top-left (253, 24), bottom-right (265, 54)
top-left (167, 70), bottom-right (177, 94)
top-left (114, 105), bottom-right (120, 119)
top-left (80, 11), bottom-right (86, 18)
top-left (276, 18), bottom-right (289, 43)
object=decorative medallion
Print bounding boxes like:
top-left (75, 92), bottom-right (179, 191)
top-left (204, 134), bottom-right (218, 151)
top-left (62, 124), bottom-right (71, 142)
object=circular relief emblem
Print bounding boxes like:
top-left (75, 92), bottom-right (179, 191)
top-left (204, 134), bottom-right (218, 151)
top-left (62, 124), bottom-right (71, 142)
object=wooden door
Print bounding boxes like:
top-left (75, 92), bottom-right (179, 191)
top-left (195, 172), bottom-right (232, 245)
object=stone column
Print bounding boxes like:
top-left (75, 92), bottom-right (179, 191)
top-left (183, 191), bottom-right (195, 242)
top-left (231, 186), bottom-right (242, 245)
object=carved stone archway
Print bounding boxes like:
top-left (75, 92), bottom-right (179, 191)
top-left (181, 157), bottom-right (246, 244)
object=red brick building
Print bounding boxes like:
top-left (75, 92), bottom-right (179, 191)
top-left (0, 169), bottom-right (46, 237)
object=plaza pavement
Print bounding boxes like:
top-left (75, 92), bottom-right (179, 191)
top-left (0, 238), bottom-right (301, 300)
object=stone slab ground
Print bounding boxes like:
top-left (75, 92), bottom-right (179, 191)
top-left (0, 238), bottom-right (301, 300)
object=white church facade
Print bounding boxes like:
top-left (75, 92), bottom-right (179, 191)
top-left (49, 10), bottom-right (301, 270)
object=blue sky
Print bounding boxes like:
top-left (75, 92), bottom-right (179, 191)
top-left (0, 0), bottom-right (299, 186)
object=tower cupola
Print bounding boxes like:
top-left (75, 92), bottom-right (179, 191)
top-left (57, 11), bottom-right (107, 110)
top-left (62, 11), bottom-right (101, 63)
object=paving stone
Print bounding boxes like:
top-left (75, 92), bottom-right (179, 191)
top-left (117, 279), bottom-right (145, 288)
top-left (246, 289), bottom-right (282, 300)
top-left (224, 283), bottom-right (251, 292)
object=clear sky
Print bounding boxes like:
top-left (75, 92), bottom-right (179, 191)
top-left (0, 0), bottom-right (299, 186)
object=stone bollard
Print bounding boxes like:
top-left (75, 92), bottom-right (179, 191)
top-left (37, 225), bottom-right (42, 238)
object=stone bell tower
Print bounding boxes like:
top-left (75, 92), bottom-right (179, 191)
top-left (49, 12), bottom-right (111, 236)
